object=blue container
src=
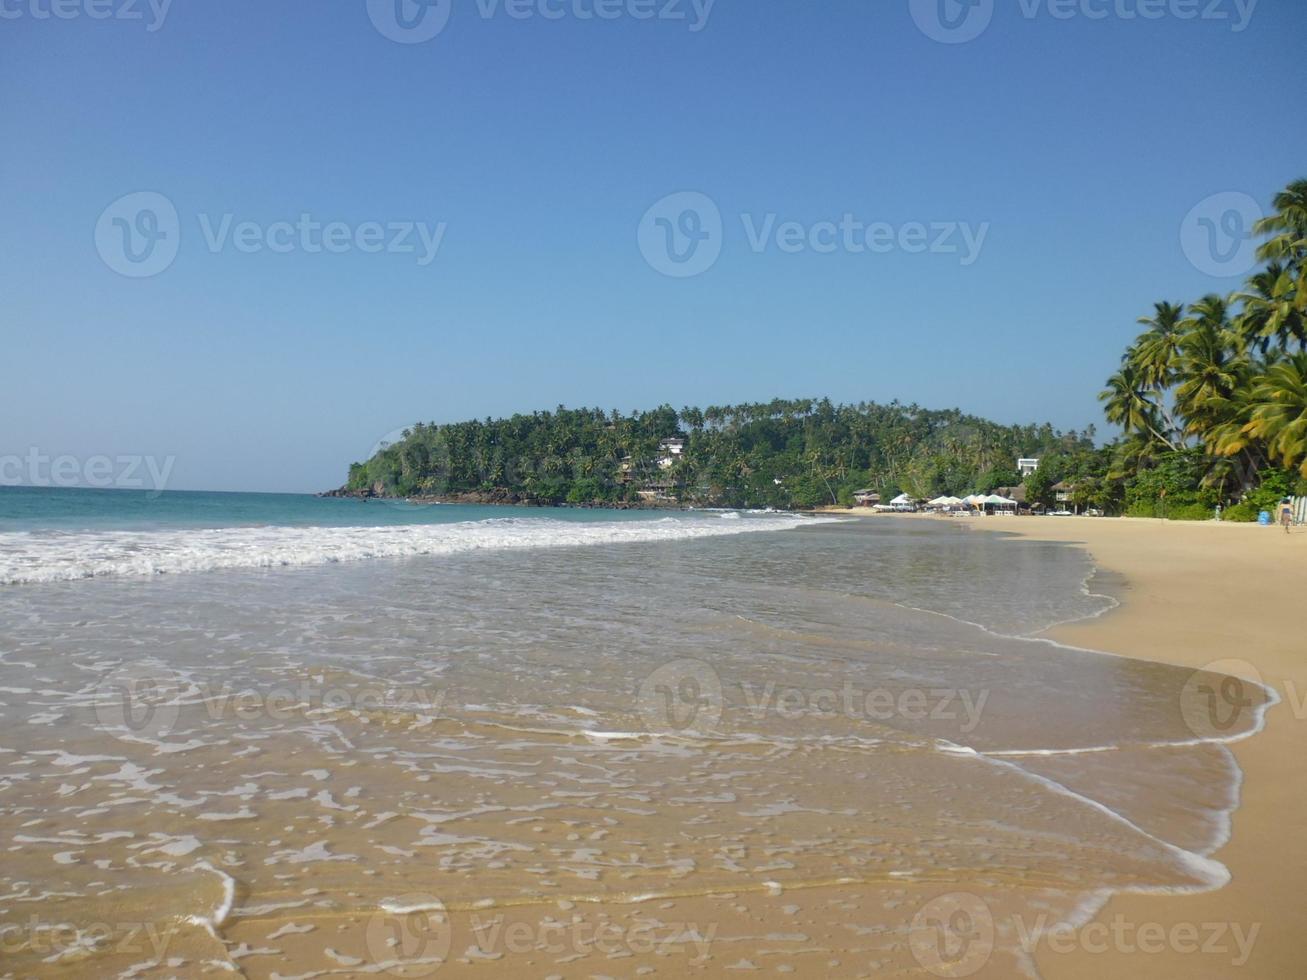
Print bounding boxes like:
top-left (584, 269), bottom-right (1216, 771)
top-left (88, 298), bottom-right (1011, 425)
top-left (1258, 511), bottom-right (1271, 526)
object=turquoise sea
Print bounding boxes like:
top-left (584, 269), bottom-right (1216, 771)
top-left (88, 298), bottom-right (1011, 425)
top-left (0, 485), bottom-right (669, 532)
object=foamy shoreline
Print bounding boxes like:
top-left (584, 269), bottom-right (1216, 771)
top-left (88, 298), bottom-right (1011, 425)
top-left (0, 511), bottom-right (832, 585)
top-left (1, 509), bottom-right (1294, 977)
top-left (950, 513), bottom-right (1307, 980)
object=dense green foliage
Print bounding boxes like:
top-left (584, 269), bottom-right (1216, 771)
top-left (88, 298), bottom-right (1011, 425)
top-left (346, 179), bottom-right (1307, 519)
top-left (345, 400), bottom-right (1092, 509)
top-left (1098, 178), bottom-right (1307, 520)
top-left (1023, 446), bottom-right (1121, 514)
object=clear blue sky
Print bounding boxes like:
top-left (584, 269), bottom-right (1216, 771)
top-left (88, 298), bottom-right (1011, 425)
top-left (3, 0), bottom-right (1304, 492)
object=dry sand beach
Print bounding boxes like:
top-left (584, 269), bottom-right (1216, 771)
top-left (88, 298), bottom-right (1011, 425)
top-left (932, 512), bottom-right (1305, 979)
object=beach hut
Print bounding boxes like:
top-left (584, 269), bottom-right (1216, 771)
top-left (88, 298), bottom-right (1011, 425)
top-left (983, 493), bottom-right (1018, 515)
top-left (888, 493), bottom-right (917, 512)
top-left (926, 495), bottom-right (963, 511)
top-left (994, 485), bottom-right (1029, 512)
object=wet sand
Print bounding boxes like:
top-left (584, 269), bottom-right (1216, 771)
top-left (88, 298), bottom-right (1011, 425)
top-left (955, 513), bottom-right (1307, 979)
top-left (1, 513), bottom-right (1294, 978)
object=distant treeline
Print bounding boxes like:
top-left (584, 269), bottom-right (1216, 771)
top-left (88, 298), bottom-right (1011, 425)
top-left (343, 399), bottom-right (1093, 509)
top-left (342, 178), bottom-right (1307, 518)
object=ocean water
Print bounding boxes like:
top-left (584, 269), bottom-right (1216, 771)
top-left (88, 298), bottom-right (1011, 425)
top-left (0, 489), bottom-right (1272, 977)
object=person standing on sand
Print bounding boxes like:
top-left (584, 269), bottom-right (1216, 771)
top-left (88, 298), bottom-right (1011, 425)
top-left (1280, 498), bottom-right (1293, 533)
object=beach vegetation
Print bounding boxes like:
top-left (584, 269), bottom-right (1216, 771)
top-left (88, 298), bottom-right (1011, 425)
top-left (343, 400), bottom-right (1091, 509)
top-left (344, 181), bottom-right (1306, 518)
top-left (1102, 178), bottom-right (1307, 518)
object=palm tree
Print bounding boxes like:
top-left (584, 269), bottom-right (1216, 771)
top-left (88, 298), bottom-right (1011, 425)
top-left (1243, 352), bottom-right (1307, 476)
top-left (1255, 178), bottom-right (1307, 267)
top-left (1254, 179), bottom-right (1307, 320)
top-left (1126, 300), bottom-right (1186, 441)
top-left (1129, 301), bottom-right (1186, 390)
top-left (1099, 363), bottom-right (1176, 450)
top-left (1174, 295), bottom-right (1249, 441)
top-left (1237, 263), bottom-right (1306, 352)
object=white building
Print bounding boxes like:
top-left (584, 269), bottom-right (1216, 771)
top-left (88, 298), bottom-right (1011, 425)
top-left (1017, 458), bottom-right (1040, 477)
top-left (657, 438), bottom-right (686, 470)
top-left (660, 438), bottom-right (686, 455)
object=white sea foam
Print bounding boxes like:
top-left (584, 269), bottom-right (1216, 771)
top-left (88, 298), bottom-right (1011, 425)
top-left (184, 861), bottom-right (237, 938)
top-left (938, 736), bottom-right (1234, 891)
top-left (0, 514), bottom-right (827, 585)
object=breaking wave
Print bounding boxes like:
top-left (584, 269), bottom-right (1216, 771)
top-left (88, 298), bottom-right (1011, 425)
top-left (0, 513), bottom-right (828, 584)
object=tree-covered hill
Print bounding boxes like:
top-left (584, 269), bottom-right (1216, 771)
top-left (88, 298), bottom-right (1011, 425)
top-left (340, 399), bottom-right (1093, 509)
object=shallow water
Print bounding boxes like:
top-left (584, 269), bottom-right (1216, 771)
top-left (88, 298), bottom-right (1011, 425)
top-left (0, 503), bottom-right (1272, 977)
